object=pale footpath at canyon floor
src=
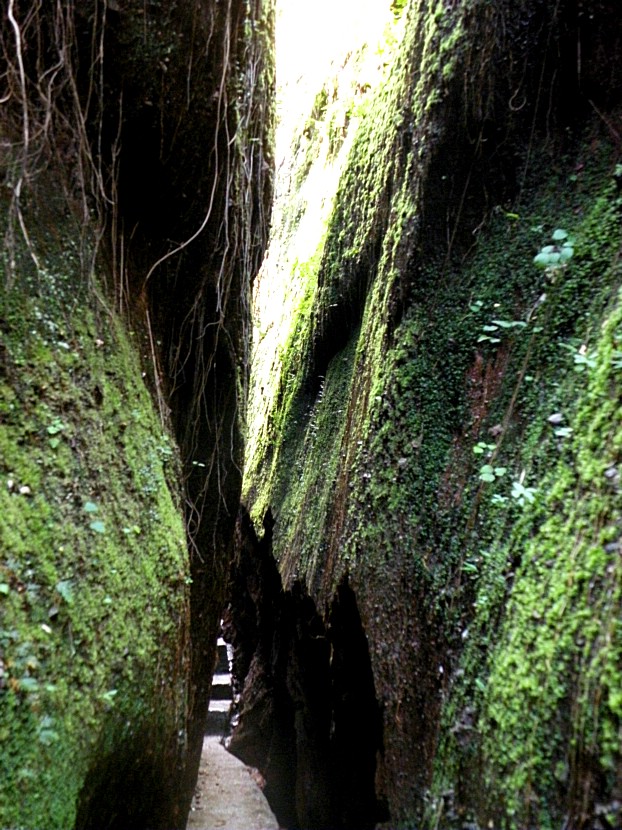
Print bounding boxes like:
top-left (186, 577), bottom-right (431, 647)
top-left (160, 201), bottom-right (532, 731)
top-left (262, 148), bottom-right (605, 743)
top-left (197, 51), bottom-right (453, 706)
top-left (186, 737), bottom-right (280, 830)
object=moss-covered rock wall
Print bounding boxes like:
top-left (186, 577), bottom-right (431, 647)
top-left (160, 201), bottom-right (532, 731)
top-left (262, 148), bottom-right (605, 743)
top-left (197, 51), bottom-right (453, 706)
top-left (1, 0), bottom-right (274, 826)
top-left (241, 1), bottom-right (622, 827)
top-left (0, 222), bottom-right (191, 828)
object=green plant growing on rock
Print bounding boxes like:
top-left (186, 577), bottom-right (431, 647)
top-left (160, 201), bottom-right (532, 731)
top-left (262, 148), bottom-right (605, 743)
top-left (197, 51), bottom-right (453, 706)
top-left (478, 318), bottom-right (527, 344)
top-left (473, 441), bottom-right (496, 455)
top-left (479, 464), bottom-right (507, 483)
top-left (559, 340), bottom-right (597, 372)
top-left (533, 228), bottom-right (575, 280)
top-left (510, 478), bottom-right (538, 506)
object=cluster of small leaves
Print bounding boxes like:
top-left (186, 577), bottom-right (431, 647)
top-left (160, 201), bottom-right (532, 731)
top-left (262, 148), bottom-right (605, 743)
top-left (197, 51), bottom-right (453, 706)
top-left (47, 417), bottom-right (66, 450)
top-left (84, 501), bottom-right (106, 534)
top-left (473, 442), bottom-right (507, 482)
top-left (479, 464), bottom-right (507, 483)
top-left (533, 228), bottom-right (574, 276)
top-left (559, 341), bottom-right (597, 373)
top-left (473, 441), bottom-right (495, 455)
top-left (511, 480), bottom-right (537, 506)
top-left (478, 318), bottom-right (527, 344)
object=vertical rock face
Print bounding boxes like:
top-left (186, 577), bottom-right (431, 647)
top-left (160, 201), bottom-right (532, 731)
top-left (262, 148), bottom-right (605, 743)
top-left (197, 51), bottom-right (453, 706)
top-left (97, 1), bottom-right (275, 818)
top-left (0, 1), bottom-right (273, 827)
top-left (225, 509), bottom-right (385, 830)
top-left (239, 1), bottom-right (622, 827)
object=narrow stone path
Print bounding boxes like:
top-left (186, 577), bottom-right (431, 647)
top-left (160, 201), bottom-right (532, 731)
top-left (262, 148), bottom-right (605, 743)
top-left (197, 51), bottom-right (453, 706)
top-left (186, 736), bottom-right (280, 830)
top-left (186, 635), bottom-right (280, 830)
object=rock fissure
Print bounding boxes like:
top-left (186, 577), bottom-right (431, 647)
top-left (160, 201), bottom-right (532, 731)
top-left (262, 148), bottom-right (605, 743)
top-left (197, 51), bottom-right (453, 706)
top-left (223, 508), bottom-right (386, 830)
top-left (2, 0), bottom-right (622, 828)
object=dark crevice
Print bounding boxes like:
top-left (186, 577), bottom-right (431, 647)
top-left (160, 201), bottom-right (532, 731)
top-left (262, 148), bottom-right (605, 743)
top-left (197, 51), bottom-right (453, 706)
top-left (223, 507), bottom-right (386, 830)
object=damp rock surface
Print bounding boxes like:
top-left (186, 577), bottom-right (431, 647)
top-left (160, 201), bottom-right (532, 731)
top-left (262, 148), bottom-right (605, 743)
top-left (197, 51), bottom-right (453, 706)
top-left (186, 737), bottom-right (280, 830)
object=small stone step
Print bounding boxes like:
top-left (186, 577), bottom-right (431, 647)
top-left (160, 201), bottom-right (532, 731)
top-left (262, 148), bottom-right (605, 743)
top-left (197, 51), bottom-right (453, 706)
top-left (205, 708), bottom-right (230, 736)
top-left (211, 673), bottom-right (233, 700)
top-left (209, 699), bottom-right (232, 713)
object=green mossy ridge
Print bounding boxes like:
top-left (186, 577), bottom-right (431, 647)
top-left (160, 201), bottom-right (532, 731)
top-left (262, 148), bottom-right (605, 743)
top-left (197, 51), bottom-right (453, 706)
top-left (246, 0), bottom-right (475, 576)
top-left (244, 242), bottom-right (319, 520)
top-left (261, 142), bottom-right (622, 825)
top-left (246, 0), bottom-right (622, 822)
top-left (0, 241), bottom-right (190, 827)
top-left (244, 8), bottom-right (403, 530)
top-left (423, 165), bottom-right (622, 827)
top-left (247, 0), bottom-right (505, 521)
top-left (244, 0), bottom-right (415, 530)
top-left (476, 303), bottom-right (622, 825)
top-left (277, 332), bottom-right (358, 586)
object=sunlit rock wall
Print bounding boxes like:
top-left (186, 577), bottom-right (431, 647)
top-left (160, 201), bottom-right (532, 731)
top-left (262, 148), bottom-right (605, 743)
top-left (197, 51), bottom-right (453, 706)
top-left (241, 1), bottom-right (622, 827)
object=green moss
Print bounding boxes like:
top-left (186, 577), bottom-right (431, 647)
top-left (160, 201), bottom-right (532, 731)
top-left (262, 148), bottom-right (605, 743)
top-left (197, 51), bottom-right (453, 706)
top-left (246, 0), bottom-right (622, 824)
top-left (424, 157), bottom-right (622, 827)
top-left (472, 286), bottom-right (622, 827)
top-left (0, 238), bottom-right (190, 827)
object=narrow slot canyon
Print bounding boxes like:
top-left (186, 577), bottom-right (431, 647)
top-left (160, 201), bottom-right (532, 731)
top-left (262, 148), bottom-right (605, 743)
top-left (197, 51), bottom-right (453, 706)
top-left (185, 506), bottom-right (387, 830)
top-left (2, 1), bottom-right (622, 829)
top-left (219, 508), bottom-right (386, 830)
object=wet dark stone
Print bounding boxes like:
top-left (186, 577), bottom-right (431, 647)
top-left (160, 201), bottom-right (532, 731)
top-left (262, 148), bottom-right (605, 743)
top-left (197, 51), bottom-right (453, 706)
top-left (224, 507), bottom-right (385, 830)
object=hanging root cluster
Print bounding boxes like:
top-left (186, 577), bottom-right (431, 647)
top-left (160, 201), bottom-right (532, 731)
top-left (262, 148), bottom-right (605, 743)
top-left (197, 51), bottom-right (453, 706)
top-left (0, 0), bottom-right (117, 287)
top-left (0, 0), bottom-right (275, 545)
